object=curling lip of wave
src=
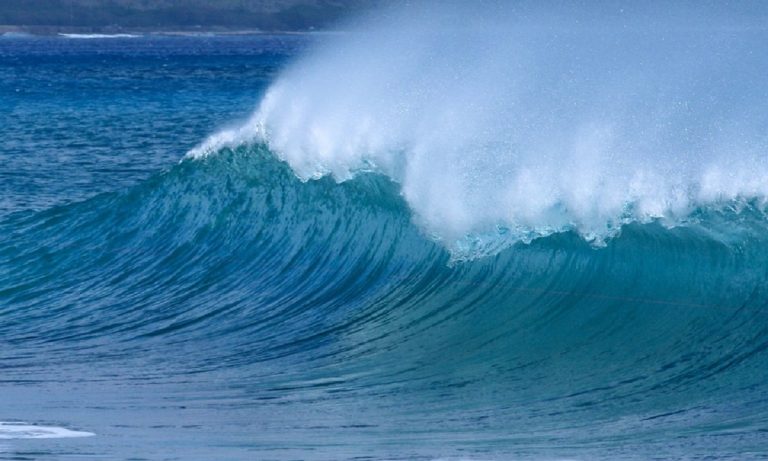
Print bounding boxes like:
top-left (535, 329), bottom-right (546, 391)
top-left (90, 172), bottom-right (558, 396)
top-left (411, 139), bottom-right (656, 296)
top-left (187, 2), bottom-right (768, 252)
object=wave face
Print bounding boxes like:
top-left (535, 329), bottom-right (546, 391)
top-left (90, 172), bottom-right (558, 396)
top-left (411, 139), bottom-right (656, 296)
top-left (4, 147), bottom-right (768, 459)
top-left (3, 5), bottom-right (768, 460)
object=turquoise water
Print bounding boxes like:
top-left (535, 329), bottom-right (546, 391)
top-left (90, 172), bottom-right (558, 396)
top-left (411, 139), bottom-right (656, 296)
top-left (2, 9), bottom-right (768, 460)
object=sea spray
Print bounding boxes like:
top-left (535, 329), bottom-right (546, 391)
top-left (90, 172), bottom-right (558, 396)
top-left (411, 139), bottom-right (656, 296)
top-left (189, 2), bottom-right (768, 254)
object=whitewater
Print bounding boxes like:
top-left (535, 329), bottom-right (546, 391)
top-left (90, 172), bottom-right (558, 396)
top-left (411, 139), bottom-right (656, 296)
top-left (2, 2), bottom-right (768, 460)
top-left (190, 3), bottom-right (768, 257)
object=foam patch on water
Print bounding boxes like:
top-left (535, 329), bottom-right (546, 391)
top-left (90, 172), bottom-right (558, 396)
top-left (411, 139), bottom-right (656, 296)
top-left (0, 422), bottom-right (94, 439)
top-left (58, 33), bottom-right (140, 39)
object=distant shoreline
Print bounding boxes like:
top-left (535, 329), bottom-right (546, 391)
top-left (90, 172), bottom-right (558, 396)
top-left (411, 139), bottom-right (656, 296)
top-left (0, 25), bottom-right (325, 36)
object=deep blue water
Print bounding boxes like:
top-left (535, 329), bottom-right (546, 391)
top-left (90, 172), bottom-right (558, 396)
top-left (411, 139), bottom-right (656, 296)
top-left (2, 29), bottom-right (768, 461)
top-left (1, 35), bottom-right (304, 214)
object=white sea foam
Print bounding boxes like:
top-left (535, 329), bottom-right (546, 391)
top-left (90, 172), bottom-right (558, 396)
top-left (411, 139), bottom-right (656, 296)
top-left (0, 422), bottom-right (94, 439)
top-left (0, 32), bottom-right (33, 39)
top-left (189, 2), bottom-right (768, 251)
top-left (59, 33), bottom-right (139, 39)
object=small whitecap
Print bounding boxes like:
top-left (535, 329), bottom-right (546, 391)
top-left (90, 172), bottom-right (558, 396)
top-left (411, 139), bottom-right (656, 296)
top-left (0, 422), bottom-right (94, 439)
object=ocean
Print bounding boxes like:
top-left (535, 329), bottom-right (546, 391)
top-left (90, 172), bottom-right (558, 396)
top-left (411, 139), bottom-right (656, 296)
top-left (2, 4), bottom-right (768, 460)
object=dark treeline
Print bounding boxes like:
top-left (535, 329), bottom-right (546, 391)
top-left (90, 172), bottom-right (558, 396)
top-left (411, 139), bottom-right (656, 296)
top-left (0, 0), bottom-right (380, 32)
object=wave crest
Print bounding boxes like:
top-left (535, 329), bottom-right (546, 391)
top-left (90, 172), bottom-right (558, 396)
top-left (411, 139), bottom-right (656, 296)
top-left (189, 2), bottom-right (768, 253)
